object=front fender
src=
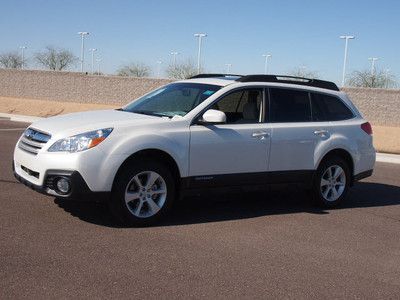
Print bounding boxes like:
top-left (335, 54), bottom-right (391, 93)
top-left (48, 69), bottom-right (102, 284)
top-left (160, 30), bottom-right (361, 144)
top-left (93, 130), bottom-right (189, 191)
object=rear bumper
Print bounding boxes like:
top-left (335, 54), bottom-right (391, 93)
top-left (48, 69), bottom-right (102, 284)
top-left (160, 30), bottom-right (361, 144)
top-left (13, 162), bottom-right (110, 202)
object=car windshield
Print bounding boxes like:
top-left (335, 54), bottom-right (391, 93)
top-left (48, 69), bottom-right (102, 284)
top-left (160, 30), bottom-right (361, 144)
top-left (123, 83), bottom-right (221, 117)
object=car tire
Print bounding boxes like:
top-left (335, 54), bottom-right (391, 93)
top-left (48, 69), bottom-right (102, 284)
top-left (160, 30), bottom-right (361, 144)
top-left (109, 159), bottom-right (175, 226)
top-left (312, 156), bottom-right (350, 208)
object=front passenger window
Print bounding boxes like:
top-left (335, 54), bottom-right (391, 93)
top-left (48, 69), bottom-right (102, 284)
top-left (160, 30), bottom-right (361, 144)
top-left (211, 89), bottom-right (263, 124)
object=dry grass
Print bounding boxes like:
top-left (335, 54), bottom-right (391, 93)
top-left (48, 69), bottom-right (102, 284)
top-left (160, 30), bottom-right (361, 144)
top-left (0, 96), bottom-right (399, 154)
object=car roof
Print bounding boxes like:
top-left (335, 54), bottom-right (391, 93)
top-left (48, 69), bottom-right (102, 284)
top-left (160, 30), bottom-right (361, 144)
top-left (178, 77), bottom-right (344, 96)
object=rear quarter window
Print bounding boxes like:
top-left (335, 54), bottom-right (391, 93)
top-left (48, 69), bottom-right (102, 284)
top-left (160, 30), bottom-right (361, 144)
top-left (311, 93), bottom-right (354, 121)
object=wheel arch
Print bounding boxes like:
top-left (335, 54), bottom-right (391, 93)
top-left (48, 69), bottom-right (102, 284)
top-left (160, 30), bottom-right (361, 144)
top-left (112, 148), bottom-right (181, 192)
top-left (317, 148), bottom-right (355, 184)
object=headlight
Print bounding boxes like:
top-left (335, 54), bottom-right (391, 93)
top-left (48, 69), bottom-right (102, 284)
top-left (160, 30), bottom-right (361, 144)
top-left (48, 128), bottom-right (113, 153)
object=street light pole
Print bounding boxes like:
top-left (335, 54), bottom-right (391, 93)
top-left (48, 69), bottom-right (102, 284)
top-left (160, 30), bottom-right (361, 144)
top-left (194, 33), bottom-right (207, 74)
top-left (95, 58), bottom-right (101, 75)
top-left (19, 46), bottom-right (27, 70)
top-left (225, 63), bottom-right (232, 73)
top-left (78, 32), bottom-right (89, 72)
top-left (262, 54), bottom-right (272, 74)
top-left (368, 57), bottom-right (379, 75)
top-left (89, 48), bottom-right (97, 74)
top-left (340, 35), bottom-right (355, 87)
top-left (157, 60), bottom-right (163, 77)
top-left (384, 68), bottom-right (390, 89)
top-left (170, 51), bottom-right (179, 68)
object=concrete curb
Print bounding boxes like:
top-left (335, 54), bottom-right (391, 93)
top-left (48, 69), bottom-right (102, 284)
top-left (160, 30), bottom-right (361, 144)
top-left (1, 112), bottom-right (399, 164)
top-left (376, 153), bottom-right (400, 165)
top-left (0, 113), bottom-right (43, 123)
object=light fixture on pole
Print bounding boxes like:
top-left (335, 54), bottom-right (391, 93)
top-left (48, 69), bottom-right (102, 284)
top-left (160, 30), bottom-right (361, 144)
top-left (78, 31), bottom-right (89, 72)
top-left (89, 48), bottom-right (97, 74)
top-left (384, 68), bottom-right (390, 89)
top-left (157, 60), bottom-right (163, 77)
top-left (95, 58), bottom-right (101, 75)
top-left (368, 57), bottom-right (379, 76)
top-left (194, 33), bottom-right (207, 74)
top-left (225, 63), bottom-right (232, 73)
top-left (340, 35), bottom-right (355, 87)
top-left (170, 51), bottom-right (179, 67)
top-left (19, 46), bottom-right (27, 70)
top-left (262, 54), bottom-right (272, 74)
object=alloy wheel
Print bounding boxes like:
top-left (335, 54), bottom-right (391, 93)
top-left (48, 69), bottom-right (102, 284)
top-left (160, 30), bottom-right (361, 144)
top-left (320, 165), bottom-right (346, 202)
top-left (124, 171), bottom-right (167, 218)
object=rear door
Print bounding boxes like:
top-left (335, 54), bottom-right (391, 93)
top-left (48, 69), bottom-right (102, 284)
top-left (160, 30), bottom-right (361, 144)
top-left (268, 88), bottom-right (323, 172)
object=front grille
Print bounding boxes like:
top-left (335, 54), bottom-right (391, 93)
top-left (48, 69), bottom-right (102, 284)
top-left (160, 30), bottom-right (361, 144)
top-left (18, 128), bottom-right (51, 155)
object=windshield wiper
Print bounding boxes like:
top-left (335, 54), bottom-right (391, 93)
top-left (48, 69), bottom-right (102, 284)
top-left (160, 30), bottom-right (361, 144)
top-left (130, 110), bottom-right (171, 118)
top-left (152, 112), bottom-right (173, 118)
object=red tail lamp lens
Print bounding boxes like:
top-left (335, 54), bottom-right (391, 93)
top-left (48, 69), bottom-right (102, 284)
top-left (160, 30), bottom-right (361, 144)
top-left (361, 122), bottom-right (372, 135)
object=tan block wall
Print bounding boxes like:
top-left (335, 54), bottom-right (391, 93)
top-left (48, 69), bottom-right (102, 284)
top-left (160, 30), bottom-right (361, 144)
top-left (0, 69), bottom-right (173, 105)
top-left (0, 69), bottom-right (399, 126)
top-left (342, 87), bottom-right (400, 127)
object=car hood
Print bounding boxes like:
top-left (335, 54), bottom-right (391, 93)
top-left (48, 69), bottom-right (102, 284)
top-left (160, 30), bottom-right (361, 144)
top-left (29, 109), bottom-right (167, 136)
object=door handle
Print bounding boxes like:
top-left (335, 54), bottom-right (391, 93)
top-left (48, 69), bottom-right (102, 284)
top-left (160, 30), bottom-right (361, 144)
top-left (252, 131), bottom-right (270, 138)
top-left (314, 129), bottom-right (328, 136)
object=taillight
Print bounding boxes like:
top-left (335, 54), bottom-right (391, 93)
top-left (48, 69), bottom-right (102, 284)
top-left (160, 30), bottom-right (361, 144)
top-left (361, 122), bottom-right (372, 135)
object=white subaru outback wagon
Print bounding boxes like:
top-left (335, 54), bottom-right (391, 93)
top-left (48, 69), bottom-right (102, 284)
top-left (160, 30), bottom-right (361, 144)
top-left (13, 74), bottom-right (375, 226)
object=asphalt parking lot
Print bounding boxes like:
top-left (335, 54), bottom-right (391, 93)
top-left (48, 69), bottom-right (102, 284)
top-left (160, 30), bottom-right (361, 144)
top-left (1, 119), bottom-right (399, 299)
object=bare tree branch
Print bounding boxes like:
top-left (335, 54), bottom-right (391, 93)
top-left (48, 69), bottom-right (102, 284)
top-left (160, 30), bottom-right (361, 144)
top-left (34, 46), bottom-right (78, 71)
top-left (0, 52), bottom-right (24, 69)
top-left (347, 69), bottom-right (397, 89)
top-left (286, 67), bottom-right (319, 79)
top-left (166, 60), bottom-right (197, 79)
top-left (117, 63), bottom-right (151, 77)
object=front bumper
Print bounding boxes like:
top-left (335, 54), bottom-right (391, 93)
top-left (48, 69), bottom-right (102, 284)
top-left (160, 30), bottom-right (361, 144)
top-left (13, 162), bottom-right (110, 202)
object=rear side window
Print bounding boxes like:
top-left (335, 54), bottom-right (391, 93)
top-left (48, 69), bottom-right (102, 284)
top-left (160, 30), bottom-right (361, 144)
top-left (311, 93), bottom-right (354, 121)
top-left (269, 88), bottom-right (311, 122)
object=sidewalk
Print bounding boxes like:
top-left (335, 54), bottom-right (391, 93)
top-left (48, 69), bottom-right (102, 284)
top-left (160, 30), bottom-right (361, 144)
top-left (375, 153), bottom-right (400, 164)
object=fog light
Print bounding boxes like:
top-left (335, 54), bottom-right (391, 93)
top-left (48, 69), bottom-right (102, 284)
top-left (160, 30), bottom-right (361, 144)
top-left (56, 177), bottom-right (71, 194)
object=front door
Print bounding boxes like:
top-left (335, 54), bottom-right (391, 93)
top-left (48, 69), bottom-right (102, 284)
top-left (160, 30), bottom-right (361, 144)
top-left (189, 88), bottom-right (271, 186)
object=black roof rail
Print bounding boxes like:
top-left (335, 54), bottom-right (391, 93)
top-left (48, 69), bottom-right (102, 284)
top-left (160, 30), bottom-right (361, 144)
top-left (236, 75), bottom-right (340, 91)
top-left (189, 73), bottom-right (243, 79)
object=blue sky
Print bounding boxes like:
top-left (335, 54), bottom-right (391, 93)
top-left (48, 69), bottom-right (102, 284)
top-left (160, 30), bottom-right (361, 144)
top-left (1, 0), bottom-right (399, 83)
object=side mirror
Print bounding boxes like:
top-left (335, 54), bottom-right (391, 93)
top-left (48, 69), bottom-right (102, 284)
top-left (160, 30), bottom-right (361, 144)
top-left (199, 109), bottom-right (227, 125)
